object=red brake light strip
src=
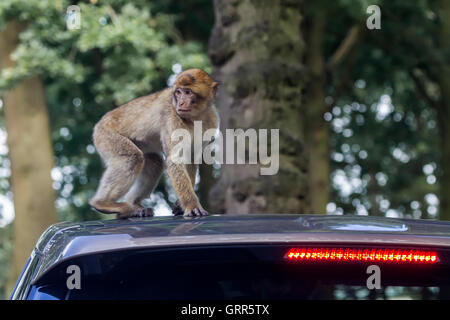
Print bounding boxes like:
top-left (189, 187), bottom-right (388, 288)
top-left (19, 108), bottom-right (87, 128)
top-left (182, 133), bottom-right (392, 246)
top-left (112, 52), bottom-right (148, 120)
top-left (285, 248), bottom-right (438, 263)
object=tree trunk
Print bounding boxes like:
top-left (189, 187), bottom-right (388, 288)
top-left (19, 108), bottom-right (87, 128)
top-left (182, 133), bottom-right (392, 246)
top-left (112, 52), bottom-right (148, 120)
top-left (304, 8), bottom-right (329, 214)
top-left (208, 0), bottom-right (308, 214)
top-left (0, 21), bottom-right (57, 295)
top-left (438, 0), bottom-right (450, 221)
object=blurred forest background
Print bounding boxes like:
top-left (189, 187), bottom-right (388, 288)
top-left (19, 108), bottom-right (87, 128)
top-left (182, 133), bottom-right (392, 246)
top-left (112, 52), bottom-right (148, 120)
top-left (0, 0), bottom-right (449, 299)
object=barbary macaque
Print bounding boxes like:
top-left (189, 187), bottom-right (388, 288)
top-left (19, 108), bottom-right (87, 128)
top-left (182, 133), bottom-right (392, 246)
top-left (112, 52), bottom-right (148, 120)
top-left (89, 69), bottom-right (219, 218)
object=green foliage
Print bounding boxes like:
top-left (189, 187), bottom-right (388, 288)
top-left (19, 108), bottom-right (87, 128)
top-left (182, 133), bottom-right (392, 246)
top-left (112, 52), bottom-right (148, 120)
top-left (322, 0), bottom-right (443, 219)
top-left (0, 0), bottom-right (210, 103)
top-left (151, 0), bottom-right (214, 44)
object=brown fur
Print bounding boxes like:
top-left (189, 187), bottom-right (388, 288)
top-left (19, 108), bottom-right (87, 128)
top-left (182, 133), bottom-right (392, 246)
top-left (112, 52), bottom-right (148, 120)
top-left (175, 69), bottom-right (218, 99)
top-left (90, 69), bottom-right (219, 218)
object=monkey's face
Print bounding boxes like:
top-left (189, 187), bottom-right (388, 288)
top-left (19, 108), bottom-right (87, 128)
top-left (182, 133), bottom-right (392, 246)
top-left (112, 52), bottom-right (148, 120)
top-left (174, 86), bottom-right (201, 118)
top-left (173, 69), bottom-right (219, 119)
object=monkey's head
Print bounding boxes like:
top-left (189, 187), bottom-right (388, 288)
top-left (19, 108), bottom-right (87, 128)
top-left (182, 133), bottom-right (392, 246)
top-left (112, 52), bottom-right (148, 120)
top-left (172, 69), bottom-right (219, 119)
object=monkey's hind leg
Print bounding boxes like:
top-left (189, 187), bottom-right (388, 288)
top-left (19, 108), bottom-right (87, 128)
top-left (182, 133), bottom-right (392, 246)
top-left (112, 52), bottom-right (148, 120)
top-left (89, 133), bottom-right (151, 218)
top-left (124, 153), bottom-right (164, 209)
top-left (90, 158), bottom-right (153, 218)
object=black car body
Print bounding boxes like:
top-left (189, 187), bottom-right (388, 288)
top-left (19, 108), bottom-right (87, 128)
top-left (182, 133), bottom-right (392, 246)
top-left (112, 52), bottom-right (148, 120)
top-left (10, 214), bottom-right (450, 300)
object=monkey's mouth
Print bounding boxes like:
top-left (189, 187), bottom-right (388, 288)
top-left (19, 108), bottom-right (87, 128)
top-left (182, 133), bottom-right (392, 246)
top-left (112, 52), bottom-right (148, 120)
top-left (177, 108), bottom-right (191, 113)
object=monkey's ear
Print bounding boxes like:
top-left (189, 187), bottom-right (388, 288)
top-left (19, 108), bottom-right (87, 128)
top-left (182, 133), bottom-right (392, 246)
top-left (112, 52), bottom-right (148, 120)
top-left (212, 81), bottom-right (220, 96)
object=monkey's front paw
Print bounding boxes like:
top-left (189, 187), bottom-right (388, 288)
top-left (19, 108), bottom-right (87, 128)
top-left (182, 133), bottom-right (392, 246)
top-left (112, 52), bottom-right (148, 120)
top-left (184, 207), bottom-right (209, 217)
top-left (136, 207), bottom-right (154, 218)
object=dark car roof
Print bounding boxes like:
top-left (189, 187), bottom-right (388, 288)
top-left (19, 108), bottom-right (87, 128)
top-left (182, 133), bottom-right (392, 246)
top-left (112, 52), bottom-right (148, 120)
top-left (32, 214), bottom-right (450, 284)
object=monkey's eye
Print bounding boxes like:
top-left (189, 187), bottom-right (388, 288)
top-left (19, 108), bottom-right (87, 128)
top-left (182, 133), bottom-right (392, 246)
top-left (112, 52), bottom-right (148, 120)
top-left (184, 89), bottom-right (192, 95)
top-left (175, 88), bottom-right (183, 95)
